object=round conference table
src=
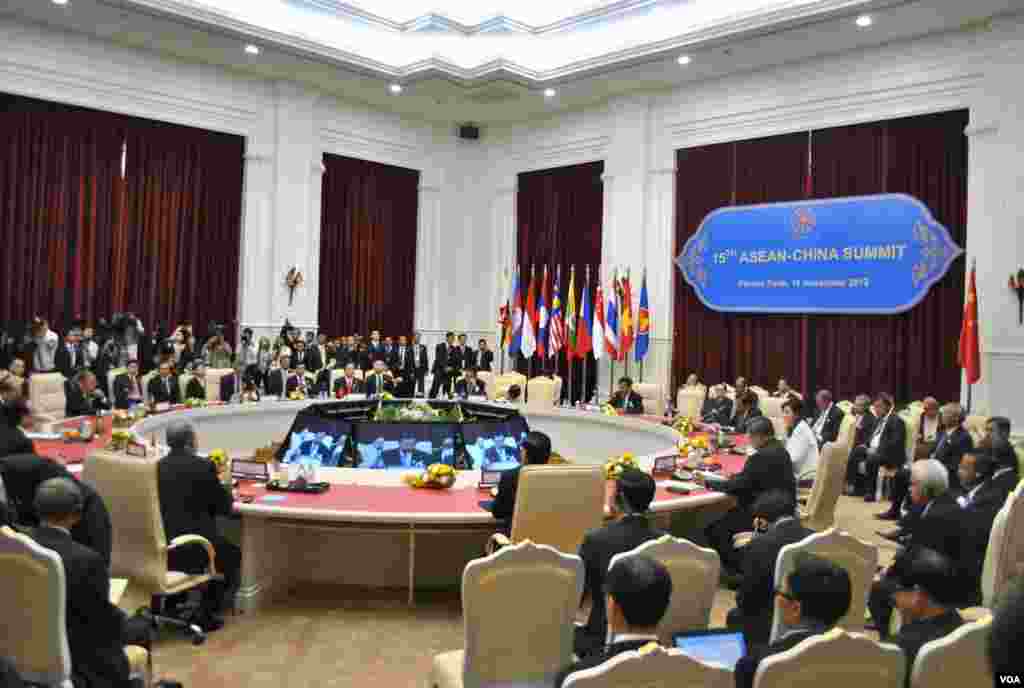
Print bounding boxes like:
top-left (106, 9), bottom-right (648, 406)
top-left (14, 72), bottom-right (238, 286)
top-left (34, 403), bottom-right (746, 610)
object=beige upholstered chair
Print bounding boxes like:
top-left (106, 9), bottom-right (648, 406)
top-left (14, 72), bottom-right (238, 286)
top-left (800, 439), bottom-right (852, 532)
top-left (676, 389), bottom-right (705, 420)
top-left (753, 628), bottom-right (904, 688)
top-left (760, 396), bottom-right (784, 419)
top-left (526, 376), bottom-right (558, 410)
top-left (910, 614), bottom-right (993, 688)
top-left (205, 368), bottom-right (232, 401)
top-left (82, 450), bottom-right (219, 636)
top-left (770, 528), bottom-right (877, 642)
top-left (564, 644), bottom-right (732, 688)
top-left (475, 371), bottom-right (495, 400)
top-left (494, 372), bottom-right (528, 400)
top-left (140, 370), bottom-right (158, 405)
top-left (980, 479), bottom-right (1024, 608)
top-left (750, 386), bottom-right (770, 399)
top-left (28, 372), bottom-right (66, 429)
top-left (431, 541), bottom-right (583, 688)
top-left (550, 375), bottom-right (564, 405)
top-left (836, 400), bottom-right (854, 414)
top-left (609, 535), bottom-right (720, 644)
top-left (0, 527), bottom-right (148, 687)
top-left (633, 382), bottom-right (665, 416)
top-left (488, 465), bottom-right (605, 555)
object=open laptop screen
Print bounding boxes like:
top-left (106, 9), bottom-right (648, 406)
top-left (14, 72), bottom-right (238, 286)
top-left (672, 629), bottom-right (747, 670)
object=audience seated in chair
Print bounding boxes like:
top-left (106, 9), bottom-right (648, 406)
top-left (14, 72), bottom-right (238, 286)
top-left (486, 430), bottom-right (551, 530)
top-left (734, 554), bottom-right (852, 688)
top-left (158, 420), bottom-right (240, 630)
top-left (886, 546), bottom-right (965, 687)
top-left (782, 396), bottom-right (819, 485)
top-left (728, 490), bottom-right (813, 647)
top-left (608, 377), bottom-right (644, 415)
top-left (454, 367), bottom-right (486, 399)
top-left (574, 468), bottom-right (666, 658)
top-left (183, 360), bottom-right (208, 402)
top-left (147, 361), bottom-right (181, 406)
top-left (846, 393), bottom-right (906, 501)
top-left (64, 370), bottom-right (110, 418)
top-left (112, 360), bottom-right (145, 410)
top-left (556, 555), bottom-right (672, 687)
top-left (700, 384), bottom-right (733, 426)
top-left (729, 392), bottom-right (763, 434)
top-left (978, 416), bottom-right (1012, 451)
top-left (0, 396), bottom-right (34, 460)
top-left (810, 389), bottom-right (845, 449)
top-left (988, 578), bottom-right (1024, 681)
top-left (703, 417), bottom-right (796, 575)
top-left (28, 478), bottom-right (151, 688)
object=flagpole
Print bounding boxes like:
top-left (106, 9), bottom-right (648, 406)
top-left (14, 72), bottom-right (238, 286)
top-left (580, 265), bottom-right (590, 407)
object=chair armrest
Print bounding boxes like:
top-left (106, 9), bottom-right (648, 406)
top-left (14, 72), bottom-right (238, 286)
top-left (167, 535), bottom-right (219, 576)
top-left (486, 533), bottom-right (511, 556)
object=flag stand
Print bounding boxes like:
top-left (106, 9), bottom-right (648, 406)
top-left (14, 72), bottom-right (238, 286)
top-left (582, 354), bottom-right (589, 406)
top-left (609, 359), bottom-right (615, 398)
top-left (499, 345), bottom-right (505, 376)
top-left (566, 349), bottom-right (573, 405)
top-left (526, 355), bottom-right (533, 402)
top-left (639, 360), bottom-right (644, 383)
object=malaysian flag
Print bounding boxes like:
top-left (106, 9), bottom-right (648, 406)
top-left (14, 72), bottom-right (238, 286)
top-left (549, 265), bottom-right (564, 358)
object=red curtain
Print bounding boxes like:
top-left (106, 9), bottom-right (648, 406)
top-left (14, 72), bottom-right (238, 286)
top-left (318, 153), bottom-right (420, 337)
top-left (673, 110), bottom-right (968, 402)
top-left (516, 161), bottom-right (603, 402)
top-left (672, 133), bottom-right (809, 394)
top-left (114, 119), bottom-right (245, 339)
top-left (0, 94), bottom-right (125, 328)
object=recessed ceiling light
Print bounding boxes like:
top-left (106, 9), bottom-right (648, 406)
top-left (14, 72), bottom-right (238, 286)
top-left (543, 87), bottom-right (557, 98)
top-left (856, 14), bottom-right (873, 27)
top-left (244, 44), bottom-right (260, 55)
top-left (52, 0), bottom-right (69, 5)
top-left (677, 55), bottom-right (692, 65)
top-left (389, 83), bottom-right (403, 94)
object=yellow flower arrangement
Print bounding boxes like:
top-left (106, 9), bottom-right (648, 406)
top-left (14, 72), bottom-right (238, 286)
top-left (208, 448), bottom-right (230, 477)
top-left (108, 429), bottom-right (133, 451)
top-left (600, 403), bottom-right (619, 417)
top-left (672, 416), bottom-right (695, 435)
top-left (380, 392), bottom-right (395, 401)
top-left (184, 398), bottom-right (208, 409)
top-left (111, 409), bottom-right (134, 429)
top-left (403, 462), bottom-right (457, 489)
top-left (288, 390), bottom-right (306, 401)
top-left (604, 452), bottom-right (639, 480)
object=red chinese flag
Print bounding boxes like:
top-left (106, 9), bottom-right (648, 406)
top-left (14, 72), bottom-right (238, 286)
top-left (958, 264), bottom-right (981, 384)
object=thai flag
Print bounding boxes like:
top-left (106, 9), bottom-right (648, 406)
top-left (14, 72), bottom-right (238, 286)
top-left (604, 269), bottom-right (620, 358)
top-left (509, 267), bottom-right (522, 355)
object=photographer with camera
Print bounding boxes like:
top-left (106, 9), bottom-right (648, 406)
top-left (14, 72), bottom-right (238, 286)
top-left (204, 324), bottom-right (233, 370)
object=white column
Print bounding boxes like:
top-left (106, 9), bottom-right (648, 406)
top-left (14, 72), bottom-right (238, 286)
top-left (238, 145), bottom-right (276, 343)
top-left (643, 160), bottom-right (678, 400)
top-left (307, 158), bottom-right (326, 330)
top-left (414, 179), bottom-right (443, 341)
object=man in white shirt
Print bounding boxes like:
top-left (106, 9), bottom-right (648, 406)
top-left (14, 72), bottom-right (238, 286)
top-left (30, 318), bottom-right (60, 372)
top-left (810, 389), bottom-right (844, 448)
top-left (915, 397), bottom-right (941, 459)
top-left (783, 396), bottom-right (819, 484)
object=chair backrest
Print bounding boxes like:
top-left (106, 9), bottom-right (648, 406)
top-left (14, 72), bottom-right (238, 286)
top-left (526, 377), bottom-right (558, 410)
top-left (140, 370), bottom-right (157, 404)
top-left (81, 450), bottom-right (169, 591)
top-left (753, 628), bottom-right (904, 688)
top-left (760, 396), bottom-right (784, 419)
top-left (836, 400), bottom-right (853, 414)
top-left (461, 540), bottom-right (583, 688)
top-left (0, 526), bottom-right (72, 687)
top-left (509, 465), bottom-right (605, 554)
top-left (770, 528), bottom-right (877, 643)
top-left (550, 375), bottom-right (563, 405)
top-left (475, 371), bottom-right (495, 400)
top-left (608, 535), bottom-right (720, 644)
top-left (494, 372), bottom-right (528, 400)
top-left (803, 439), bottom-right (851, 531)
top-left (676, 389), bottom-right (704, 420)
top-left (177, 374), bottom-right (190, 399)
top-left (205, 368), bottom-right (232, 401)
top-left (633, 383), bottom-right (665, 416)
top-left (901, 413), bottom-right (919, 464)
top-left (769, 417), bottom-right (787, 440)
top-left (106, 367), bottom-right (127, 397)
top-left (564, 644), bottom-right (732, 688)
top-left (837, 412), bottom-right (857, 445)
top-left (29, 372), bottom-right (66, 421)
top-left (980, 479), bottom-right (1024, 607)
top-left (910, 614), bottom-right (993, 688)
top-left (750, 386), bottom-right (770, 399)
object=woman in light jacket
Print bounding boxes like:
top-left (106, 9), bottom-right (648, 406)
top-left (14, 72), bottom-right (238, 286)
top-left (782, 395), bottom-right (819, 485)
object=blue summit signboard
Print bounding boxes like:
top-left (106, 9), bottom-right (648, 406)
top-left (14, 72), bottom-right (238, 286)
top-left (675, 194), bottom-right (963, 314)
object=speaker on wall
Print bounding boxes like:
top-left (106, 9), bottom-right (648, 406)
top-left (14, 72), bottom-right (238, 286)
top-left (458, 124), bottom-right (481, 140)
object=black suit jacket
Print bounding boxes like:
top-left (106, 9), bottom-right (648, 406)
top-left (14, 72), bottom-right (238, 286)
top-left (184, 377), bottom-right (207, 402)
top-left (609, 391), bottom-right (645, 415)
top-left (895, 610), bottom-right (963, 687)
top-left (868, 413), bottom-right (908, 468)
top-left (812, 405), bottom-right (845, 447)
top-left (54, 344), bottom-right (84, 379)
top-left (489, 466), bottom-right (522, 523)
top-left (962, 468), bottom-right (1020, 579)
top-left (729, 407), bottom-right (764, 433)
top-left (64, 380), bottom-right (110, 417)
top-left (462, 347), bottom-right (477, 370)
top-left (734, 629), bottom-right (821, 688)
top-left (157, 449), bottom-right (233, 543)
top-left (477, 349), bottom-right (494, 372)
top-left (147, 374), bottom-right (180, 405)
top-left (702, 397), bottom-right (733, 424)
top-left (393, 346), bottom-right (417, 380)
top-left (0, 453), bottom-right (112, 565)
top-left (112, 373), bottom-right (144, 409)
top-left (415, 344), bottom-right (429, 374)
top-left (263, 368), bottom-right (288, 397)
top-left (365, 373), bottom-right (395, 397)
top-left (332, 376), bottom-right (363, 398)
top-left (555, 639), bottom-right (653, 688)
top-left (896, 494), bottom-right (978, 598)
top-left (376, 448), bottom-right (433, 469)
top-left (29, 526), bottom-right (130, 688)
top-left (714, 439), bottom-right (796, 510)
top-left (578, 516), bottom-right (666, 644)
top-left (455, 378), bottom-right (487, 398)
top-left (735, 519), bottom-right (814, 644)
top-left (367, 342), bottom-right (387, 364)
top-left (0, 424), bottom-right (34, 459)
top-left (852, 412), bottom-right (878, 448)
top-left (220, 372), bottom-right (243, 402)
top-left (433, 343), bottom-right (451, 374)
top-left (932, 426), bottom-right (973, 491)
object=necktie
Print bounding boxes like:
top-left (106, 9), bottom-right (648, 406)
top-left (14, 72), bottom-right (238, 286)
top-left (165, 378), bottom-right (171, 397)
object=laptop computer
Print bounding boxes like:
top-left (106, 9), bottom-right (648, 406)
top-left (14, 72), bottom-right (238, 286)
top-left (672, 629), bottom-right (747, 670)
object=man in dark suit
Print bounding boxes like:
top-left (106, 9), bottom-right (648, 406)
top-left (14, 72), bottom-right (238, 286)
top-left (364, 360), bottom-right (395, 397)
top-left (877, 402), bottom-right (974, 521)
top-left (429, 332), bottom-right (456, 398)
top-left (147, 360), bottom-right (181, 406)
top-left (334, 337), bottom-right (354, 368)
top-left (850, 394), bottom-right (878, 448)
top-left (65, 370), bottom-right (110, 417)
top-left (285, 363), bottom-right (312, 397)
top-left (157, 420), bottom-right (240, 627)
top-left (573, 469), bottom-right (666, 658)
top-left (374, 435), bottom-right (433, 469)
top-left (734, 555), bottom-right (852, 688)
top-left (703, 416), bottom-right (796, 574)
top-left (0, 453), bottom-right (112, 566)
top-left (291, 339), bottom-right (321, 374)
top-left (869, 459), bottom-right (974, 637)
top-left (729, 391), bottom-right (763, 433)
top-left (54, 327), bottom-right (84, 379)
top-left (888, 546), bottom-right (964, 687)
top-left (183, 361), bottom-right (208, 402)
top-left (263, 356), bottom-right (290, 397)
top-left (0, 399), bottom-right (34, 459)
top-left (727, 490), bottom-right (813, 646)
top-left (332, 363), bottom-right (363, 398)
top-left (392, 335), bottom-right (417, 397)
top-left (457, 334), bottom-right (476, 370)
top-left (701, 385), bottom-right (734, 425)
top-left (367, 330), bottom-right (386, 365)
top-left (810, 390), bottom-right (844, 448)
top-left (29, 478), bottom-right (134, 688)
top-left (413, 333), bottom-right (429, 396)
top-left (609, 377), bottom-right (644, 415)
top-left (846, 393), bottom-right (906, 501)
top-left (219, 362), bottom-right (246, 403)
top-left (960, 441), bottom-right (1020, 586)
top-left (556, 555), bottom-right (672, 687)
top-left (476, 339), bottom-right (494, 372)
top-left (454, 367), bottom-right (487, 398)
top-left (487, 431), bottom-right (551, 529)
top-left (112, 359), bottom-right (145, 409)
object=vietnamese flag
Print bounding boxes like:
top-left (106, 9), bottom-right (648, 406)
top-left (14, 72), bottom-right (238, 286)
top-left (958, 261), bottom-right (981, 384)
